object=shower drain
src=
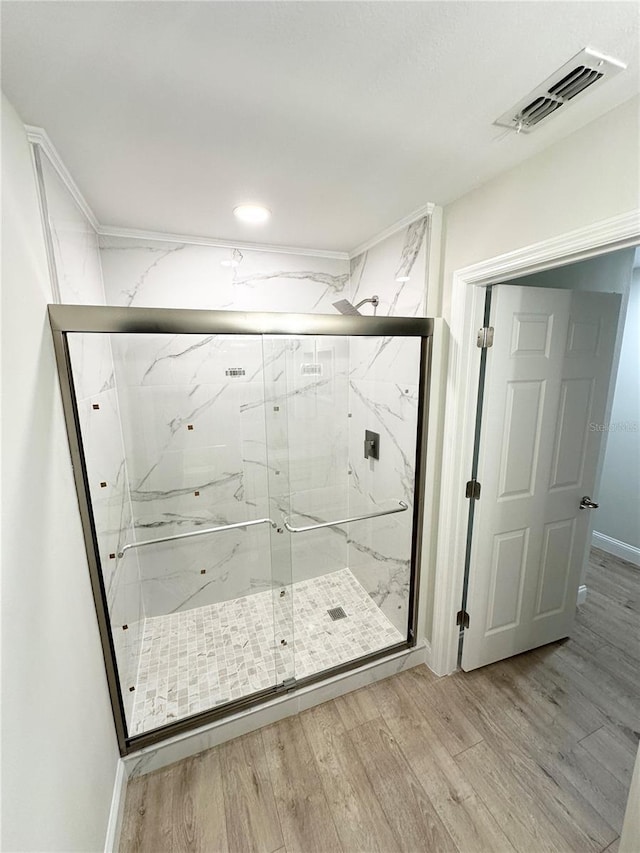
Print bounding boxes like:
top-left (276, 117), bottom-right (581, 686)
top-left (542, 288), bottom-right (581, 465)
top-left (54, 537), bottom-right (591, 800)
top-left (327, 606), bottom-right (347, 621)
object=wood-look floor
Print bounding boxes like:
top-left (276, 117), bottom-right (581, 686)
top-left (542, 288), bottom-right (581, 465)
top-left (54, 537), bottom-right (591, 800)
top-left (120, 548), bottom-right (639, 853)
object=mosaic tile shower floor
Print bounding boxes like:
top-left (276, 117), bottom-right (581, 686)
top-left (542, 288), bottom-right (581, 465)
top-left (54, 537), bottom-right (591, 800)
top-left (130, 568), bottom-right (404, 735)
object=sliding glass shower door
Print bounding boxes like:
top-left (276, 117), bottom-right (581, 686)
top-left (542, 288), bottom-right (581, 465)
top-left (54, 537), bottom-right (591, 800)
top-left (266, 333), bottom-right (422, 682)
top-left (50, 306), bottom-right (432, 754)
top-left (66, 330), bottom-right (294, 739)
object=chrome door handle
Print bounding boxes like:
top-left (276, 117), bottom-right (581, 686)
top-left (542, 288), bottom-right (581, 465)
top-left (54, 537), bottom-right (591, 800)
top-left (579, 496), bottom-right (599, 510)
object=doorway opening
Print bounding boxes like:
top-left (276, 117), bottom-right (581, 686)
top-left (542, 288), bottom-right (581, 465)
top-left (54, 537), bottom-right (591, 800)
top-left (431, 214), bottom-right (640, 680)
top-left (457, 246), bottom-right (637, 671)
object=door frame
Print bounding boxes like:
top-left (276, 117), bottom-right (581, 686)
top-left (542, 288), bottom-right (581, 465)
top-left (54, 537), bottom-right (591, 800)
top-left (430, 210), bottom-right (640, 677)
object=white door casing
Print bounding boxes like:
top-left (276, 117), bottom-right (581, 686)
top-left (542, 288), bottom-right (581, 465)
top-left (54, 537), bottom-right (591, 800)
top-left (461, 285), bottom-right (621, 671)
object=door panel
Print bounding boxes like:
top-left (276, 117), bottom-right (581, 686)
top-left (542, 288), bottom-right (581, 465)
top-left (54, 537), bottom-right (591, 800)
top-left (534, 518), bottom-right (574, 617)
top-left (462, 286), bottom-right (621, 671)
top-left (498, 380), bottom-right (545, 498)
top-left (486, 528), bottom-right (528, 633)
top-left (549, 378), bottom-right (594, 489)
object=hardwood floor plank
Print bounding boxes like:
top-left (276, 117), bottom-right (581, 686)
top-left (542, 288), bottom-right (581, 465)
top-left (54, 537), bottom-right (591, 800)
top-left (261, 716), bottom-right (342, 853)
top-left (589, 549), bottom-right (640, 590)
top-left (173, 749), bottom-right (228, 853)
top-left (567, 741), bottom-right (629, 833)
top-left (394, 665), bottom-right (484, 756)
top-left (483, 657), bottom-right (593, 741)
top-left (333, 683), bottom-right (381, 730)
top-left (119, 775), bottom-right (149, 853)
top-left (120, 767), bottom-right (174, 853)
top-left (578, 591), bottom-right (640, 658)
top-left (579, 725), bottom-right (639, 790)
top-left (550, 637), bottom-right (640, 707)
top-left (454, 674), bottom-right (617, 851)
top-left (569, 621), bottom-right (609, 654)
top-left (220, 729), bottom-right (283, 853)
top-left (300, 701), bottom-right (400, 853)
top-left (512, 646), bottom-right (608, 736)
top-left (377, 676), bottom-right (516, 853)
top-left (461, 669), bottom-right (627, 835)
top-left (532, 643), bottom-right (640, 747)
top-left (594, 643), bottom-right (640, 695)
top-left (348, 717), bottom-right (457, 853)
top-left (455, 740), bottom-right (572, 852)
top-left (603, 837), bottom-right (621, 852)
top-left (585, 573), bottom-right (639, 612)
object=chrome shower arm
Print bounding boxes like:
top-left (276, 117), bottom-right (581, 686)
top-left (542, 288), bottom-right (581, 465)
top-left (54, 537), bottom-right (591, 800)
top-left (354, 295), bottom-right (379, 309)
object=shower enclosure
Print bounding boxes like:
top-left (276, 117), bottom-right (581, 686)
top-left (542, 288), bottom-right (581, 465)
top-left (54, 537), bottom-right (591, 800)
top-left (49, 305), bottom-right (433, 754)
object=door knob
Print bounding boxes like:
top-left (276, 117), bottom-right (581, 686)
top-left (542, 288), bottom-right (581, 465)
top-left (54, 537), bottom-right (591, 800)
top-left (579, 496), bottom-right (599, 510)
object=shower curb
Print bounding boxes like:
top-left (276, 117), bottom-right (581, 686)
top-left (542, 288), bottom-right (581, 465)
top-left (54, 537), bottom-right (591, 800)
top-left (121, 641), bottom-right (430, 780)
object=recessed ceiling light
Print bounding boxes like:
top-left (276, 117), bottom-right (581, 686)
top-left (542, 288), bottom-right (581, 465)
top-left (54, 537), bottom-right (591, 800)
top-left (233, 204), bottom-right (271, 224)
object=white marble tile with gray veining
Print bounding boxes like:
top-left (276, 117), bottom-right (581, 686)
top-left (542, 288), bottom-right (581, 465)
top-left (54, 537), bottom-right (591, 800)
top-left (349, 217), bottom-right (429, 318)
top-left (129, 568), bottom-right (403, 736)
top-left (100, 236), bottom-right (351, 314)
top-left (41, 153), bottom-right (106, 306)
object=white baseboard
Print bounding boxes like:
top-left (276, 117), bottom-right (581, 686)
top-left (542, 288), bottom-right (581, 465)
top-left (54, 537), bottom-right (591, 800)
top-left (123, 643), bottom-right (428, 779)
top-left (592, 531), bottom-right (640, 567)
top-left (577, 584), bottom-right (588, 606)
top-left (104, 759), bottom-right (127, 853)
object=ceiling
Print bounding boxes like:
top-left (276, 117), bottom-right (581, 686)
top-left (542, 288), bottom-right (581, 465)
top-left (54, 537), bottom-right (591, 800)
top-left (2, 1), bottom-right (639, 252)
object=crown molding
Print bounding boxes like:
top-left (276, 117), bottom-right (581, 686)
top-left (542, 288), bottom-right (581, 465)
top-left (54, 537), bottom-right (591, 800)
top-left (349, 203), bottom-right (435, 258)
top-left (97, 225), bottom-right (350, 260)
top-left (25, 125), bottom-right (101, 232)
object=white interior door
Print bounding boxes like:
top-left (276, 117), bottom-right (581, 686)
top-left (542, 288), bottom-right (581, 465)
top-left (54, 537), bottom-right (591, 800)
top-left (461, 285), bottom-right (621, 671)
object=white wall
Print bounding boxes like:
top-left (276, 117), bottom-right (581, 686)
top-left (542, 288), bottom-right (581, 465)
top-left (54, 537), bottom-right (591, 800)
top-left (440, 95), bottom-right (640, 320)
top-left (1, 92), bottom-right (119, 852)
top-left (596, 268), bottom-right (640, 552)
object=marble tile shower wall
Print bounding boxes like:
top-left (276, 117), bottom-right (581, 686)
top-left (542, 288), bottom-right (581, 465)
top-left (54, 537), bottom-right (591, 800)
top-left (346, 217), bottom-right (429, 631)
top-left (98, 218), bottom-right (430, 628)
top-left (110, 332), bottom-right (274, 617)
top-left (40, 154), bottom-right (105, 306)
top-left (40, 151), bottom-right (143, 720)
top-left (68, 336), bottom-right (144, 717)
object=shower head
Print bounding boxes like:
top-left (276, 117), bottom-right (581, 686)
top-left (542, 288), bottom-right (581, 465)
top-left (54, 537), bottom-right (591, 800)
top-left (332, 295), bottom-right (379, 315)
top-left (333, 299), bottom-right (361, 315)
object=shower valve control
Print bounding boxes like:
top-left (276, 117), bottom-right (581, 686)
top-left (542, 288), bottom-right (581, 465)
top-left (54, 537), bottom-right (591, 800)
top-left (364, 430), bottom-right (380, 460)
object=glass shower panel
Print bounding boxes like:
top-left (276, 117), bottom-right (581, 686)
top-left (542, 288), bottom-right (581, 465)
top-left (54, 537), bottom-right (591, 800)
top-left (261, 337), bottom-right (296, 686)
top-left (66, 331), bottom-right (290, 737)
top-left (280, 334), bottom-right (421, 681)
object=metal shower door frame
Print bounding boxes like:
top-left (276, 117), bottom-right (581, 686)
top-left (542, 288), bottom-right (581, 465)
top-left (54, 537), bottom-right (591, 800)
top-left (48, 304), bottom-right (434, 755)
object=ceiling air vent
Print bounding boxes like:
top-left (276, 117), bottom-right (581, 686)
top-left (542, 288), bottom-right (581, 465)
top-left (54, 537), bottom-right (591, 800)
top-left (495, 48), bottom-right (626, 134)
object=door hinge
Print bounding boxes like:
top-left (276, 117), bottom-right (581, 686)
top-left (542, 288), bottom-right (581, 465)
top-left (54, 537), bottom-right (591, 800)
top-left (456, 609), bottom-right (470, 629)
top-left (465, 479), bottom-right (481, 499)
top-left (477, 326), bottom-right (494, 348)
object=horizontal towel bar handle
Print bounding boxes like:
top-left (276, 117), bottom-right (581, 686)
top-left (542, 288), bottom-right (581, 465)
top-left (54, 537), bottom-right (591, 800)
top-left (282, 500), bottom-right (408, 534)
top-left (117, 517), bottom-right (278, 558)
